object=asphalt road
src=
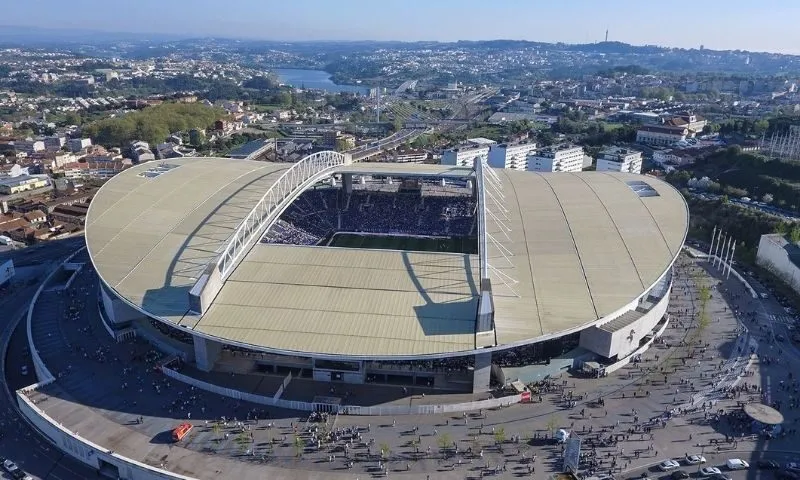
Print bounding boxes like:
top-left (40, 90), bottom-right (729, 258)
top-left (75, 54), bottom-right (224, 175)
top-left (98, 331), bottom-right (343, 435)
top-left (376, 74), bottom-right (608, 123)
top-left (0, 236), bottom-right (85, 269)
top-left (0, 239), bottom-right (97, 480)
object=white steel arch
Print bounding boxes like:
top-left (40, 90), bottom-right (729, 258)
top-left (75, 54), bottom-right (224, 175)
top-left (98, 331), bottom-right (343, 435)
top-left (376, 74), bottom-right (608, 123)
top-left (217, 150), bottom-right (348, 279)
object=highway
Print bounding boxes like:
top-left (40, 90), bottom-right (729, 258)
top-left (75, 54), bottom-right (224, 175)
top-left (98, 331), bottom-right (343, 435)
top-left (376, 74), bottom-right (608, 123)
top-left (689, 191), bottom-right (800, 222)
top-left (347, 128), bottom-right (427, 161)
top-left (0, 237), bottom-right (97, 480)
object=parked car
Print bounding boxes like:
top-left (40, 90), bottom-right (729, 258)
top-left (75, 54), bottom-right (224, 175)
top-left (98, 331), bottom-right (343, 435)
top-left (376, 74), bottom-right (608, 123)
top-left (726, 459), bottom-right (750, 470)
top-left (3, 459), bottom-right (20, 474)
top-left (700, 467), bottom-right (722, 477)
top-left (671, 471), bottom-right (690, 480)
top-left (757, 460), bottom-right (780, 469)
top-left (659, 460), bottom-right (681, 471)
top-left (2, 459), bottom-right (24, 479)
top-left (685, 454), bottom-right (707, 465)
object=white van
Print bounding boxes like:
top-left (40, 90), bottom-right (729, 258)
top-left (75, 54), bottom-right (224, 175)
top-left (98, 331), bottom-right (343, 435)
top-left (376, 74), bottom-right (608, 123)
top-left (726, 459), bottom-right (749, 470)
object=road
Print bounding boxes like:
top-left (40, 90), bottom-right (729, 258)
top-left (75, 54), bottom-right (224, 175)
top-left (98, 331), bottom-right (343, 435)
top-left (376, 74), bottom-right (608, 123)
top-left (347, 128), bottom-right (426, 161)
top-left (0, 236), bottom-right (86, 269)
top-left (0, 238), bottom-right (97, 480)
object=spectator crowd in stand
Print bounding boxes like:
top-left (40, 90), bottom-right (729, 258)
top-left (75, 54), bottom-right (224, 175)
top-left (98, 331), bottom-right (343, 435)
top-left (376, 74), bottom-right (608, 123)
top-left (262, 185), bottom-right (476, 246)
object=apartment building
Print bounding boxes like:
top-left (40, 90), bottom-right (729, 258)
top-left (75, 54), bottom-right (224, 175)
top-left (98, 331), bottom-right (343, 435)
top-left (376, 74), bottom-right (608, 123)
top-left (664, 112), bottom-right (707, 134)
top-left (636, 125), bottom-right (689, 146)
top-left (61, 160), bottom-right (130, 180)
top-left (487, 142), bottom-right (537, 171)
top-left (0, 174), bottom-right (50, 195)
top-left (14, 140), bottom-right (45, 155)
top-left (527, 145), bottom-right (585, 173)
top-left (596, 146), bottom-right (643, 174)
top-left (440, 145), bottom-right (490, 167)
top-left (69, 138), bottom-right (92, 153)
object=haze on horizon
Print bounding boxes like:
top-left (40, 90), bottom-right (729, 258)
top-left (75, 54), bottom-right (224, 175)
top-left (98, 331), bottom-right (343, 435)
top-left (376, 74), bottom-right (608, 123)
top-left (4, 0), bottom-right (799, 55)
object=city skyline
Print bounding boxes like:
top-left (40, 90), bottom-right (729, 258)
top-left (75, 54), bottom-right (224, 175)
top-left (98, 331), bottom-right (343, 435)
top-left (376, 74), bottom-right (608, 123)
top-left (2, 0), bottom-right (800, 55)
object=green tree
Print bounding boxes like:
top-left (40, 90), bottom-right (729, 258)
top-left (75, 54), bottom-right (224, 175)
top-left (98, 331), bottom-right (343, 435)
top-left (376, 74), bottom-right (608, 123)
top-left (545, 416), bottom-right (559, 437)
top-left (293, 435), bottom-right (304, 457)
top-left (334, 138), bottom-right (350, 152)
top-left (437, 433), bottom-right (452, 453)
top-left (790, 225), bottom-right (800, 244)
top-left (493, 427), bottom-right (506, 445)
top-left (275, 91), bottom-right (292, 107)
top-left (379, 442), bottom-right (391, 459)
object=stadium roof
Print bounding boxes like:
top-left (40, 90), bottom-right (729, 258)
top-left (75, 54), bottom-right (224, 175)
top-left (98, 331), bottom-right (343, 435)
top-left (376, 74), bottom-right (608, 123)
top-left (87, 157), bottom-right (687, 358)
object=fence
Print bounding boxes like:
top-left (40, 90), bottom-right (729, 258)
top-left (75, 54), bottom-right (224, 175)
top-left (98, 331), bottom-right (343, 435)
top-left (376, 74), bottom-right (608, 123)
top-left (161, 365), bottom-right (524, 415)
top-left (710, 255), bottom-right (757, 298)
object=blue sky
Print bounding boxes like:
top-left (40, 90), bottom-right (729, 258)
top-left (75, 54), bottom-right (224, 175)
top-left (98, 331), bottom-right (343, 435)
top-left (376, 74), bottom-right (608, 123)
top-left (5, 0), bottom-right (800, 53)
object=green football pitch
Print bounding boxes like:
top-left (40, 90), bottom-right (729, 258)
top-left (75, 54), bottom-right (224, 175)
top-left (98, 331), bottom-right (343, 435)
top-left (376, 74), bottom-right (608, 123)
top-left (325, 232), bottom-right (477, 254)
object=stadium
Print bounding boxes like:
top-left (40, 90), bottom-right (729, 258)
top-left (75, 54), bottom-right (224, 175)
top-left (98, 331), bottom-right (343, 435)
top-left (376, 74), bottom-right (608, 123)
top-left (86, 152), bottom-right (688, 401)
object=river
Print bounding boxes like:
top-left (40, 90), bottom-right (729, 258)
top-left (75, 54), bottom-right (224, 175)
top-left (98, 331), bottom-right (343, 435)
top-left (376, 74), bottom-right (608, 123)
top-left (274, 68), bottom-right (368, 95)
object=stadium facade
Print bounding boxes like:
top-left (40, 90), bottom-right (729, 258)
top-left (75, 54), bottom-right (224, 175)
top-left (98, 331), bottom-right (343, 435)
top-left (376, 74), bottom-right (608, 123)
top-left (87, 153), bottom-right (687, 396)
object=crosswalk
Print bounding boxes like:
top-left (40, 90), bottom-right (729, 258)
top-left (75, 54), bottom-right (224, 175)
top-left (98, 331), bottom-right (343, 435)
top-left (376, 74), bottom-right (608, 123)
top-left (765, 314), bottom-right (797, 328)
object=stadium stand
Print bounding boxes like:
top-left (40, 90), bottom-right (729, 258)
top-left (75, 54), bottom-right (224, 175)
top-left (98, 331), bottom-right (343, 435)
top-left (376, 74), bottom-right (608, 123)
top-left (262, 184), bottom-right (476, 246)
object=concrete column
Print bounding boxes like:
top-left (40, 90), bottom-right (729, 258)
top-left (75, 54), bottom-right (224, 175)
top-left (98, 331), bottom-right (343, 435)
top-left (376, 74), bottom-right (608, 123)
top-left (194, 336), bottom-right (223, 372)
top-left (476, 279), bottom-right (495, 332)
top-left (99, 282), bottom-right (141, 325)
top-left (342, 173), bottom-right (353, 195)
top-left (472, 352), bottom-right (492, 393)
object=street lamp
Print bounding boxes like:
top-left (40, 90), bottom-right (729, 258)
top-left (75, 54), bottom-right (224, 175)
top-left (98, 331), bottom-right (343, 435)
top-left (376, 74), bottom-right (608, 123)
top-left (697, 445), bottom-right (705, 473)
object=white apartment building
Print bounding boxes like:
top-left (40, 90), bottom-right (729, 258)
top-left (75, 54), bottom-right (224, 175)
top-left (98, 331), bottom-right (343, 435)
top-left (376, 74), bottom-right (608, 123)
top-left (440, 145), bottom-right (490, 167)
top-left (596, 146), bottom-right (643, 174)
top-left (636, 125), bottom-right (688, 146)
top-left (487, 142), bottom-right (537, 170)
top-left (527, 145), bottom-right (585, 173)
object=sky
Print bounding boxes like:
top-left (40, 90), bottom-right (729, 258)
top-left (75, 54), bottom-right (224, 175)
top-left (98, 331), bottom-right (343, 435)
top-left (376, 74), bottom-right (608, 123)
top-left (5, 0), bottom-right (800, 54)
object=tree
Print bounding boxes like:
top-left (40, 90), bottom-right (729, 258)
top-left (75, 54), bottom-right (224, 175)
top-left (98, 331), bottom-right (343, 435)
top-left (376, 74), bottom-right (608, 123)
top-left (334, 138), bottom-right (350, 152)
top-left (437, 433), bottom-right (452, 453)
top-left (762, 193), bottom-right (774, 204)
top-left (379, 442), bottom-right (391, 459)
top-left (275, 91), bottom-right (292, 107)
top-left (493, 427), bottom-right (506, 445)
top-left (790, 225), bottom-right (800, 244)
top-left (545, 416), bottom-right (559, 437)
top-left (293, 435), bottom-right (304, 457)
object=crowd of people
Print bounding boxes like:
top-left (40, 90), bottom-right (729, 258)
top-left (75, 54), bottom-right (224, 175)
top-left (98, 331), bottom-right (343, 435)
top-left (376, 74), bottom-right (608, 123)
top-left (493, 333), bottom-right (581, 368)
top-left (262, 186), bottom-right (476, 246)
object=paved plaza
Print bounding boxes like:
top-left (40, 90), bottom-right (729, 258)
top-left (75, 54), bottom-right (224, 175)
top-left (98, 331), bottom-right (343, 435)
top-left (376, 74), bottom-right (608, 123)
top-left (19, 251), bottom-right (800, 479)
